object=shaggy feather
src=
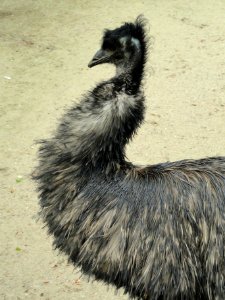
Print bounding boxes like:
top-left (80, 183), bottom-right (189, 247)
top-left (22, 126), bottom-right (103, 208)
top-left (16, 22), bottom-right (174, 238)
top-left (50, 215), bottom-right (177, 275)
top-left (33, 17), bottom-right (225, 300)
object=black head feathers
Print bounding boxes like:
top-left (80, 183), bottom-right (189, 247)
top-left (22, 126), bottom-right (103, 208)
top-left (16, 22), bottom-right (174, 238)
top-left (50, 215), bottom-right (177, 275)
top-left (102, 15), bottom-right (148, 64)
top-left (88, 16), bottom-right (148, 76)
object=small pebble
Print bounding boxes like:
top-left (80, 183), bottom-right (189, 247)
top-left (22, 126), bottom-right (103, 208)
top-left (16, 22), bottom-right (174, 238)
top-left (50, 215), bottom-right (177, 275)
top-left (16, 175), bottom-right (23, 183)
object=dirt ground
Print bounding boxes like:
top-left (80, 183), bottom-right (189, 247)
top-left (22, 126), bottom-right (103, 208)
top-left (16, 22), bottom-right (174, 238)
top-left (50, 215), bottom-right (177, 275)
top-left (0, 0), bottom-right (225, 299)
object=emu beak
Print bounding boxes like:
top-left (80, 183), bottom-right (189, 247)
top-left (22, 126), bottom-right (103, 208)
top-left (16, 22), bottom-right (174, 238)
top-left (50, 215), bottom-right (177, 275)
top-left (88, 49), bottom-right (110, 68)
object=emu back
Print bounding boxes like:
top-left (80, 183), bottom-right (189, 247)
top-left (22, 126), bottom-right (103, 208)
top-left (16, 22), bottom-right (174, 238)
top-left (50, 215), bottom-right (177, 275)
top-left (33, 17), bottom-right (225, 300)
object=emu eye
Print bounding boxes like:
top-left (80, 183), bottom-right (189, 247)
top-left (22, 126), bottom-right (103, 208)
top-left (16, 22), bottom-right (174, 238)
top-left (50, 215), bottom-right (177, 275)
top-left (102, 39), bottom-right (117, 51)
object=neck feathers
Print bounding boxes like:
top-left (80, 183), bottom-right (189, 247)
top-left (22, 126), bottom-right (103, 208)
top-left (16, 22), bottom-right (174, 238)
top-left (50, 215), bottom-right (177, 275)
top-left (56, 83), bottom-right (145, 170)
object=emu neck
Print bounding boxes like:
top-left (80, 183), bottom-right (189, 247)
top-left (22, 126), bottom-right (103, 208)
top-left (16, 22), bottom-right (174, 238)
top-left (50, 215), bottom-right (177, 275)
top-left (57, 53), bottom-right (145, 173)
top-left (116, 52), bottom-right (144, 94)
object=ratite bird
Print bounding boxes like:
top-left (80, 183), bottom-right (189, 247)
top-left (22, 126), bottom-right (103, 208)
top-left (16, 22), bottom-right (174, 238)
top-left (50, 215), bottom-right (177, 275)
top-left (34, 17), bottom-right (225, 300)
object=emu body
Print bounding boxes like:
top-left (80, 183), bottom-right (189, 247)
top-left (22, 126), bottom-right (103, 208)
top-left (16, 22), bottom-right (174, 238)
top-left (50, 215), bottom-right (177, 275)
top-left (34, 18), bottom-right (225, 300)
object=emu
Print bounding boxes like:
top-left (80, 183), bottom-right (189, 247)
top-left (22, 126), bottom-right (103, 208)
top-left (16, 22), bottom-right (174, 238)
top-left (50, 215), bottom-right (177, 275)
top-left (34, 17), bottom-right (225, 300)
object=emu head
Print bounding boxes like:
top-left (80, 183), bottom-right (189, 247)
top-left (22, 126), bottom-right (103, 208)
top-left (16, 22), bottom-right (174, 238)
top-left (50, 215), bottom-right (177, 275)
top-left (88, 16), bottom-right (147, 71)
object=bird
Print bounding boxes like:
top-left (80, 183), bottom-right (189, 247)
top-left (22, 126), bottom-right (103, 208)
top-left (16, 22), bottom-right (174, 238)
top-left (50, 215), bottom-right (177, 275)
top-left (33, 16), bottom-right (225, 300)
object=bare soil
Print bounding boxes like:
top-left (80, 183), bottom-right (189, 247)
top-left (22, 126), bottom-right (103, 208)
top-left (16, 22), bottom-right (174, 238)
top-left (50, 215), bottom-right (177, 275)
top-left (0, 1), bottom-right (225, 299)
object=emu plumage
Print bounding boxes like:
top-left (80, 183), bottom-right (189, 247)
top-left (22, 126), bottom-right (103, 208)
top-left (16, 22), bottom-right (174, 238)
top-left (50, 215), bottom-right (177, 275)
top-left (34, 17), bottom-right (225, 299)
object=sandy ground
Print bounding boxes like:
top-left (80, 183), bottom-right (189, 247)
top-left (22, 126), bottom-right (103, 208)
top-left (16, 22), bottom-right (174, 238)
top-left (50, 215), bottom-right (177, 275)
top-left (0, 0), bottom-right (225, 299)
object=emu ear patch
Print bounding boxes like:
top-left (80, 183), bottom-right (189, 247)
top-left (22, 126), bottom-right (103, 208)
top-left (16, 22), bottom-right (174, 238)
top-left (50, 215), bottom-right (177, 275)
top-left (119, 36), bottom-right (140, 50)
top-left (131, 37), bottom-right (141, 49)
